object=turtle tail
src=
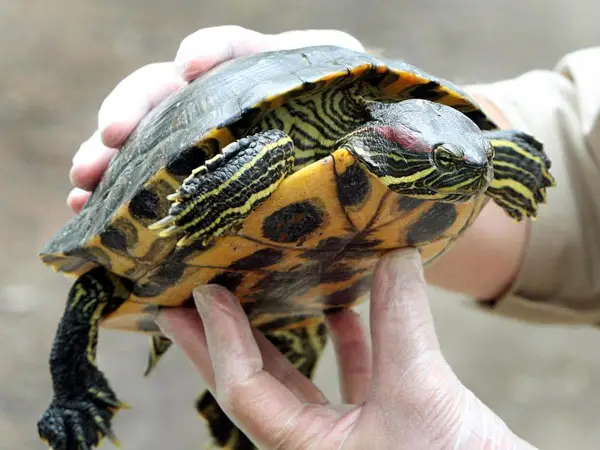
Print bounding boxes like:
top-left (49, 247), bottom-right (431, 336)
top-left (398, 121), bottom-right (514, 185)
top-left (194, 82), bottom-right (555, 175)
top-left (196, 319), bottom-right (328, 449)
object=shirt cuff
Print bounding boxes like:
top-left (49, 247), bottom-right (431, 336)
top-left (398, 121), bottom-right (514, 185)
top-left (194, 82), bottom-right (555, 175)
top-left (465, 68), bottom-right (600, 325)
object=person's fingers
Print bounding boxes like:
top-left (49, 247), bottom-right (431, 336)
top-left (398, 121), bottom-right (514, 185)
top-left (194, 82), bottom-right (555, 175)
top-left (188, 284), bottom-right (330, 448)
top-left (251, 328), bottom-right (329, 405)
top-left (97, 62), bottom-right (186, 148)
top-left (70, 131), bottom-right (118, 191)
top-left (66, 188), bottom-right (91, 213)
top-left (369, 248), bottom-right (447, 400)
top-left (68, 63), bottom-right (186, 207)
top-left (156, 301), bottom-right (329, 405)
top-left (174, 26), bottom-right (269, 81)
top-left (174, 26), bottom-right (365, 82)
top-left (265, 29), bottom-right (365, 52)
top-left (155, 307), bottom-right (215, 387)
top-left (326, 309), bottom-right (372, 405)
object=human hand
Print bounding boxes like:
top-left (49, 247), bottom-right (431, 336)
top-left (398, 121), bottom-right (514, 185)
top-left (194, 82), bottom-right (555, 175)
top-left (155, 249), bottom-right (536, 450)
top-left (67, 25), bottom-right (364, 212)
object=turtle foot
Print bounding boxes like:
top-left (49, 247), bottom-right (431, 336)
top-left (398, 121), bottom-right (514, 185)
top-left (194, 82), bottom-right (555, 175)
top-left (38, 386), bottom-right (127, 450)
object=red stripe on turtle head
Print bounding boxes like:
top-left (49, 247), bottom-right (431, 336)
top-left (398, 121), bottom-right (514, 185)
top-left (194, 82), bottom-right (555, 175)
top-left (374, 125), bottom-right (432, 153)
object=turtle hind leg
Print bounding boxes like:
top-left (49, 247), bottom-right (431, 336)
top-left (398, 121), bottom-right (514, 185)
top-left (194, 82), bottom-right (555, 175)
top-left (149, 129), bottom-right (296, 248)
top-left (484, 129), bottom-right (556, 220)
top-left (196, 319), bottom-right (328, 450)
top-left (196, 394), bottom-right (255, 450)
top-left (37, 267), bottom-right (132, 450)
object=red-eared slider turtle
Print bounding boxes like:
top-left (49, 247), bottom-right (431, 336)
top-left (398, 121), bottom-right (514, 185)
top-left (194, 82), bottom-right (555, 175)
top-left (37, 45), bottom-right (554, 450)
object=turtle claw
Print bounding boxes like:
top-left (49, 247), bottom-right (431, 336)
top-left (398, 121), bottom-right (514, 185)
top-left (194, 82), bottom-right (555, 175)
top-left (38, 388), bottom-right (126, 450)
top-left (148, 214), bottom-right (177, 231)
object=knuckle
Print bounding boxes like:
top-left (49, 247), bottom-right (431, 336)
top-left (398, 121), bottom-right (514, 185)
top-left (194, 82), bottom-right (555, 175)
top-left (274, 29), bottom-right (364, 52)
top-left (215, 382), bottom-right (248, 415)
top-left (178, 25), bottom-right (243, 52)
top-left (329, 31), bottom-right (365, 51)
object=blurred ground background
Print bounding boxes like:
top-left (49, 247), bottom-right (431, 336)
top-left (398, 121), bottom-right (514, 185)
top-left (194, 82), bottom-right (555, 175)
top-left (1, 0), bottom-right (599, 448)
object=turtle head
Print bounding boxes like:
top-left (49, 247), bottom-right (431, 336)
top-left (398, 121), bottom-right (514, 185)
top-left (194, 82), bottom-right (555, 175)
top-left (357, 98), bottom-right (494, 202)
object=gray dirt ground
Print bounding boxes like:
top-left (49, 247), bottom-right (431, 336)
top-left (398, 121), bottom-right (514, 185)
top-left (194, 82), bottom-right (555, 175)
top-left (1, 0), bottom-right (599, 448)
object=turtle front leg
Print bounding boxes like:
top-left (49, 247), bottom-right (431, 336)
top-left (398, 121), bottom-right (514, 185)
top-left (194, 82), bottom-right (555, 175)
top-left (149, 129), bottom-right (296, 247)
top-left (38, 267), bottom-right (132, 450)
top-left (484, 129), bottom-right (556, 220)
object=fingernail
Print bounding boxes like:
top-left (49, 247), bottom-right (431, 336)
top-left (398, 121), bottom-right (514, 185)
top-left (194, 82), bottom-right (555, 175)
top-left (194, 284), bottom-right (235, 314)
top-left (192, 284), bottom-right (220, 311)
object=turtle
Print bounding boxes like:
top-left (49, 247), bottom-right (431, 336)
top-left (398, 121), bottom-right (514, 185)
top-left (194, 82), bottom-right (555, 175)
top-left (37, 45), bottom-right (555, 450)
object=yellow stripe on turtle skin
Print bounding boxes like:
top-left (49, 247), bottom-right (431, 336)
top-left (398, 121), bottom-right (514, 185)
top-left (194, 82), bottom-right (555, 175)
top-left (177, 154), bottom-right (293, 235)
top-left (151, 136), bottom-right (293, 232)
top-left (378, 167), bottom-right (437, 187)
top-left (174, 171), bottom-right (290, 248)
top-left (488, 178), bottom-right (537, 211)
top-left (490, 139), bottom-right (556, 188)
top-left (489, 139), bottom-right (545, 165)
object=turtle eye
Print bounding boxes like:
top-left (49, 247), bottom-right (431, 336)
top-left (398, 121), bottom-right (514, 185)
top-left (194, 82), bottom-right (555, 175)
top-left (433, 145), bottom-right (458, 171)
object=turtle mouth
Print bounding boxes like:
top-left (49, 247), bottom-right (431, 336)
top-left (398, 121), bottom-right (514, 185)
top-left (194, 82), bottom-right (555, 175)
top-left (433, 171), bottom-right (491, 203)
top-left (438, 174), bottom-right (490, 195)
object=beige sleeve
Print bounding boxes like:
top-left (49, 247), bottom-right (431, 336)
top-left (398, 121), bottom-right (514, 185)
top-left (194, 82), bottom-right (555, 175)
top-left (466, 47), bottom-right (600, 325)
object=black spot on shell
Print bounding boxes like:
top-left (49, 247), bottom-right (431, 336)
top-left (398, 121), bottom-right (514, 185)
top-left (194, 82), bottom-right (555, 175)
top-left (344, 239), bottom-right (383, 259)
top-left (397, 196), bottom-right (425, 211)
top-left (229, 248), bottom-right (284, 270)
top-left (314, 236), bottom-right (352, 251)
top-left (207, 271), bottom-right (245, 292)
top-left (165, 139), bottom-right (218, 177)
top-left (406, 203), bottom-right (457, 245)
top-left (132, 281), bottom-right (166, 298)
top-left (99, 227), bottom-right (128, 252)
top-left (299, 236), bottom-right (351, 262)
top-left (377, 70), bottom-right (400, 89)
top-left (99, 219), bottom-right (138, 253)
top-left (320, 263), bottom-right (360, 284)
top-left (152, 261), bottom-right (187, 286)
top-left (228, 106), bottom-right (265, 137)
top-left (129, 188), bottom-right (161, 221)
top-left (251, 264), bottom-right (323, 303)
top-left (336, 163), bottom-right (370, 207)
top-left (133, 261), bottom-right (187, 297)
top-left (262, 201), bottom-right (324, 243)
top-left (405, 81), bottom-right (446, 101)
top-left (324, 275), bottom-right (372, 309)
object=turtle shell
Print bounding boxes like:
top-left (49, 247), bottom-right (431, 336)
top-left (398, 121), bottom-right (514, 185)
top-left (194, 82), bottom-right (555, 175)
top-left (40, 45), bottom-right (496, 331)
